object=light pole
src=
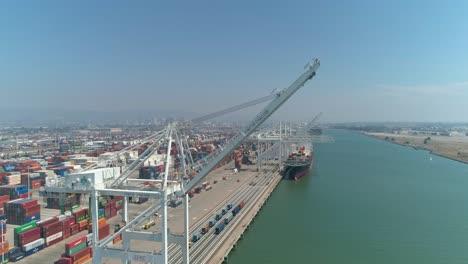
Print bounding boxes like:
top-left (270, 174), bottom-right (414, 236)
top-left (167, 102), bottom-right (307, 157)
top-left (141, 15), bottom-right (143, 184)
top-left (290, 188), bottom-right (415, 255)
top-left (27, 166), bottom-right (31, 199)
top-left (0, 219), bottom-right (6, 263)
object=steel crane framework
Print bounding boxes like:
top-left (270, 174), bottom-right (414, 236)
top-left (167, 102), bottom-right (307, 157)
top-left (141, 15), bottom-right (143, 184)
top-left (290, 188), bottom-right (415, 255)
top-left (39, 59), bottom-right (320, 264)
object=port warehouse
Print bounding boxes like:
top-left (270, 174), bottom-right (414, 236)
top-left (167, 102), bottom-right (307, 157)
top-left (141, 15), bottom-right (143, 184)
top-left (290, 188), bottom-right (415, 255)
top-left (0, 134), bottom-right (262, 263)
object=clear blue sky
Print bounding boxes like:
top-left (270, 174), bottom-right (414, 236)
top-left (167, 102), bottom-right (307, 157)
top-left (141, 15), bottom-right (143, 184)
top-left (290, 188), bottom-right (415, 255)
top-left (1, 0), bottom-right (468, 122)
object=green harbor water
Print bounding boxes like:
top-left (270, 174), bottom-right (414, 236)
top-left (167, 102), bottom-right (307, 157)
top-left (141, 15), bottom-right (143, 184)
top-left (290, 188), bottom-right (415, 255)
top-left (229, 129), bottom-right (468, 264)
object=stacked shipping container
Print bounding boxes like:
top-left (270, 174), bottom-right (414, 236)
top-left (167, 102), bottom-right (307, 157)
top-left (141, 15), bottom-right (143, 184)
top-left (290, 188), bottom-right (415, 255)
top-left (0, 185), bottom-right (29, 200)
top-left (4, 195), bottom-right (122, 263)
top-left (20, 173), bottom-right (43, 189)
top-left (5, 198), bottom-right (40, 225)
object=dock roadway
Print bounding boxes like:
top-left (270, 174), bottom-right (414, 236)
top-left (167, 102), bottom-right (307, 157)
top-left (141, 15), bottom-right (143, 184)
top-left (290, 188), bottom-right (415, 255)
top-left (167, 162), bottom-right (281, 264)
top-left (100, 161), bottom-right (281, 264)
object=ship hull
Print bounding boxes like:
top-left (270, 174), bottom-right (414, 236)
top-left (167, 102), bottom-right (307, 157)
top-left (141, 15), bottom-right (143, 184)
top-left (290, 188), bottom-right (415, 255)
top-left (282, 158), bottom-right (314, 181)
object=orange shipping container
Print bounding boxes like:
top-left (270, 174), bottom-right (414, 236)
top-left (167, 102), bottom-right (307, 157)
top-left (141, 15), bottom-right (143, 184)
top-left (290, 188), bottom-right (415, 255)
top-left (98, 218), bottom-right (106, 227)
top-left (72, 253), bottom-right (91, 264)
top-left (113, 234), bottom-right (122, 244)
top-left (0, 240), bottom-right (9, 255)
top-left (78, 219), bottom-right (88, 229)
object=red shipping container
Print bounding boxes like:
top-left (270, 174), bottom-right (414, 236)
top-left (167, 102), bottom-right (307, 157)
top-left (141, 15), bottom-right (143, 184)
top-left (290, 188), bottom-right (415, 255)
top-left (0, 195), bottom-right (9, 202)
top-left (21, 199), bottom-right (38, 208)
top-left (55, 258), bottom-right (72, 264)
top-left (18, 193), bottom-right (32, 199)
top-left (70, 224), bottom-right (79, 235)
top-left (23, 204), bottom-right (41, 217)
top-left (68, 216), bottom-right (76, 225)
top-left (110, 208), bottom-right (116, 217)
top-left (60, 217), bottom-right (71, 228)
top-left (98, 224), bottom-right (110, 240)
top-left (42, 221), bottom-right (62, 231)
top-left (38, 217), bottom-right (59, 227)
top-left (65, 236), bottom-right (87, 251)
top-left (18, 227), bottom-right (41, 245)
top-left (42, 222), bottom-right (63, 237)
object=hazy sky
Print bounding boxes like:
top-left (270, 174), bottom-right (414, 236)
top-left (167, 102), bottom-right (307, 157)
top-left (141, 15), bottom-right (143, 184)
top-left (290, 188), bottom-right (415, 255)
top-left (1, 1), bottom-right (468, 122)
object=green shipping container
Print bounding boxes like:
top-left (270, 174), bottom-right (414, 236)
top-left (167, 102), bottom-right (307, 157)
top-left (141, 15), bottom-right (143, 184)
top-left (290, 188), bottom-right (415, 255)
top-left (66, 242), bottom-right (86, 255)
top-left (14, 221), bottom-right (37, 234)
top-left (99, 199), bottom-right (107, 206)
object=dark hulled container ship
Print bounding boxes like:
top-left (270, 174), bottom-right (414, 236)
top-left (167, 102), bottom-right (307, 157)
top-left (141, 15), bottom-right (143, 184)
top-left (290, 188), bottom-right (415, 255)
top-left (282, 145), bottom-right (313, 181)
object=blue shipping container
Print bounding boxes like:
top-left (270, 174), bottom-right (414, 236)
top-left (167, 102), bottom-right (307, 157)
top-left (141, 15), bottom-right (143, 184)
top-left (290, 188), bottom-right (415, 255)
top-left (24, 244), bottom-right (44, 256)
top-left (10, 251), bottom-right (25, 262)
top-left (215, 222), bottom-right (225, 234)
top-left (57, 170), bottom-right (68, 176)
top-left (232, 206), bottom-right (240, 216)
top-left (8, 247), bottom-right (20, 256)
top-left (3, 164), bottom-right (15, 172)
top-left (215, 214), bottom-right (221, 221)
top-left (224, 213), bottom-right (233, 225)
top-left (24, 213), bottom-right (40, 223)
top-left (208, 220), bottom-right (216, 227)
top-left (192, 232), bottom-right (202, 242)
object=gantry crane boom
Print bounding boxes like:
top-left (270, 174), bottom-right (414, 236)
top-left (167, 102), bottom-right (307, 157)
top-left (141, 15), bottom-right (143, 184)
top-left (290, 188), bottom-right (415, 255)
top-left (308, 112), bottom-right (322, 128)
top-left (191, 94), bottom-right (276, 123)
top-left (179, 58), bottom-right (320, 195)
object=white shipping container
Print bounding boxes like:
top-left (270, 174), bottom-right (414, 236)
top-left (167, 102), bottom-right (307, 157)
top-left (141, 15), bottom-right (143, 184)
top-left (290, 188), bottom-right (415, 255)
top-left (57, 215), bottom-right (66, 221)
top-left (23, 238), bottom-right (45, 252)
top-left (6, 174), bottom-right (20, 180)
top-left (5, 174), bottom-right (21, 185)
top-left (86, 233), bottom-right (94, 244)
top-left (46, 232), bottom-right (63, 243)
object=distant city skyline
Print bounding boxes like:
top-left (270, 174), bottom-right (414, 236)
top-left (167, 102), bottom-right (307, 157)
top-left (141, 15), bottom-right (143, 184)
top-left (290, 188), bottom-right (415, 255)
top-left (2, 1), bottom-right (468, 123)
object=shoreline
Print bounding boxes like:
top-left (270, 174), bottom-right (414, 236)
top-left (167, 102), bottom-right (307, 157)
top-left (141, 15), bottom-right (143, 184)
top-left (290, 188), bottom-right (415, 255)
top-left (358, 131), bottom-right (468, 165)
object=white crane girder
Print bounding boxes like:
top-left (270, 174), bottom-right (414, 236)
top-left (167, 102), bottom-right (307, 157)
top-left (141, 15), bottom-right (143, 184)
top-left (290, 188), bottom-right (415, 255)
top-left (179, 59), bottom-right (320, 195)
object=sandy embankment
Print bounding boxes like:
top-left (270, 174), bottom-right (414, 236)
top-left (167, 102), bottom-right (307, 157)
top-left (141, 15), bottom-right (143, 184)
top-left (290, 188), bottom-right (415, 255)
top-left (364, 132), bottom-right (468, 164)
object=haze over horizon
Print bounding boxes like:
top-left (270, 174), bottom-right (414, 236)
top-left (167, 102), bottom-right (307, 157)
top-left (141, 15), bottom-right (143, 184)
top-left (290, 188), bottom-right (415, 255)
top-left (2, 1), bottom-right (468, 123)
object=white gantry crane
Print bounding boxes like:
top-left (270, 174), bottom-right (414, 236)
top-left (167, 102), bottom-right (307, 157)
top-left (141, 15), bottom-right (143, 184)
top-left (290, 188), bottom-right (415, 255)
top-left (39, 58), bottom-right (320, 264)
